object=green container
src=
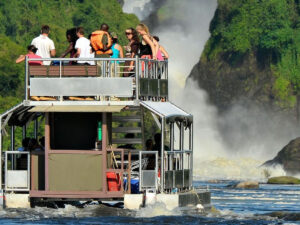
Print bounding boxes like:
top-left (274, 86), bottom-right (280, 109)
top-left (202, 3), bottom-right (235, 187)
top-left (98, 121), bottom-right (102, 141)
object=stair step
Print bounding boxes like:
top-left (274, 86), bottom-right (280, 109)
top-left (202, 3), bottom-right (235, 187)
top-left (112, 116), bottom-right (141, 122)
top-left (112, 127), bottom-right (142, 133)
top-left (112, 138), bottom-right (142, 144)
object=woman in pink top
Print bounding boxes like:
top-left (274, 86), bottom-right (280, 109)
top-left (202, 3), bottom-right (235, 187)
top-left (16, 45), bottom-right (43, 65)
top-left (153, 36), bottom-right (169, 60)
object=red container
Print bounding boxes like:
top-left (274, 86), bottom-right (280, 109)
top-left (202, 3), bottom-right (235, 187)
top-left (106, 172), bottom-right (121, 191)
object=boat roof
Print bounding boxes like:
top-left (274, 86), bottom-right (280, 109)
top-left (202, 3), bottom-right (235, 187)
top-left (0, 100), bottom-right (193, 129)
top-left (0, 101), bottom-right (126, 128)
top-left (140, 101), bottom-right (193, 124)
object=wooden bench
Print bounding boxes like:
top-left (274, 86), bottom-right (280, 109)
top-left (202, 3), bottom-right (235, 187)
top-left (29, 65), bottom-right (98, 77)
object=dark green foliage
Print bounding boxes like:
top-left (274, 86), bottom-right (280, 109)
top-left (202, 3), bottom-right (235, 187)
top-left (0, 0), bottom-right (139, 113)
top-left (203, 0), bottom-right (300, 107)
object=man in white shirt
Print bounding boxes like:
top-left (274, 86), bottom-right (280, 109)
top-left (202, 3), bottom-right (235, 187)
top-left (31, 25), bottom-right (56, 66)
top-left (75, 27), bottom-right (94, 65)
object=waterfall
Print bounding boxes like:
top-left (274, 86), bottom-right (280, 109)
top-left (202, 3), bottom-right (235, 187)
top-left (122, 0), bottom-right (289, 180)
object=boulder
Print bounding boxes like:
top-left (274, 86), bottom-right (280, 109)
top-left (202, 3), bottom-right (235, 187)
top-left (266, 212), bottom-right (300, 221)
top-left (267, 176), bottom-right (300, 185)
top-left (228, 181), bottom-right (259, 189)
top-left (263, 137), bottom-right (300, 175)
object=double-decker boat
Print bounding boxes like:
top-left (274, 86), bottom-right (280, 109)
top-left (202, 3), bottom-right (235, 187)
top-left (0, 57), bottom-right (210, 210)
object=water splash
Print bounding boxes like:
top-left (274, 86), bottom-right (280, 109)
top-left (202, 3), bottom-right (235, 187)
top-left (135, 202), bottom-right (181, 217)
top-left (194, 158), bottom-right (286, 181)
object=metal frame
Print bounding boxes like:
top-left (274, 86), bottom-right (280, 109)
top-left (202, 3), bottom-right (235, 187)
top-left (139, 102), bottom-right (193, 193)
top-left (5, 151), bottom-right (30, 191)
top-left (139, 151), bottom-right (158, 191)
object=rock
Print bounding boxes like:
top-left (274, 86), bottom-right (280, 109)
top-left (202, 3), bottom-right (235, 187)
top-left (263, 137), bottom-right (300, 175)
top-left (267, 176), bottom-right (300, 185)
top-left (265, 212), bottom-right (300, 221)
top-left (188, 53), bottom-right (278, 112)
top-left (207, 179), bottom-right (222, 184)
top-left (228, 181), bottom-right (259, 189)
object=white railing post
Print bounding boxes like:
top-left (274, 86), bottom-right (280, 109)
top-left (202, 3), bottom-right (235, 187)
top-left (25, 56), bottom-right (29, 100)
top-left (135, 56), bottom-right (139, 101)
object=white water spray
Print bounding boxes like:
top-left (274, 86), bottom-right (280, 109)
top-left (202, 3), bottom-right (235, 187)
top-left (123, 0), bottom-right (154, 20)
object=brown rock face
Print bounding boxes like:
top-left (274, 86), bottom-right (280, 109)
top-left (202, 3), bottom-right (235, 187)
top-left (188, 53), bottom-right (279, 112)
top-left (263, 137), bottom-right (300, 175)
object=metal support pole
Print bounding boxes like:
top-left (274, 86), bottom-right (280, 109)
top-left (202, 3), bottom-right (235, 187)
top-left (190, 123), bottom-right (194, 188)
top-left (135, 56), bottom-right (139, 101)
top-left (25, 56), bottom-right (29, 100)
top-left (160, 118), bottom-right (165, 193)
top-left (11, 125), bottom-right (15, 170)
top-left (141, 107), bottom-right (145, 150)
top-left (127, 151), bottom-right (131, 194)
top-left (170, 123), bottom-right (174, 170)
top-left (179, 123), bottom-right (183, 169)
top-left (114, 61), bottom-right (117, 78)
top-left (45, 113), bottom-right (50, 191)
top-left (22, 125), bottom-right (27, 139)
top-left (34, 118), bottom-right (38, 139)
top-left (102, 113), bottom-right (107, 193)
top-left (11, 126), bottom-right (15, 151)
top-left (59, 60), bottom-right (62, 78)
top-left (180, 122), bottom-right (184, 189)
top-left (0, 117), bottom-right (2, 188)
top-left (59, 60), bottom-right (62, 101)
top-left (166, 60), bottom-right (169, 101)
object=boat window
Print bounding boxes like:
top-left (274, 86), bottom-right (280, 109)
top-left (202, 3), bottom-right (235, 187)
top-left (50, 112), bottom-right (101, 150)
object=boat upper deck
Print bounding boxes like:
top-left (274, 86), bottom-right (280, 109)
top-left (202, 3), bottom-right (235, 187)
top-left (25, 57), bottom-right (168, 107)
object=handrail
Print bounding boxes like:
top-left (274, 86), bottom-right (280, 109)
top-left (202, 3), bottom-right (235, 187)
top-left (25, 57), bottom-right (169, 102)
top-left (165, 150), bottom-right (192, 154)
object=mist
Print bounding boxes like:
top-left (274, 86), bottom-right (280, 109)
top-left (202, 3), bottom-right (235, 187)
top-left (123, 0), bottom-right (158, 21)
top-left (123, 0), bottom-right (298, 180)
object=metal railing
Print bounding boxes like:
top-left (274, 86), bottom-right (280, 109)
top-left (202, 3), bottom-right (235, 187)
top-left (25, 57), bottom-right (168, 102)
top-left (5, 151), bottom-right (30, 191)
top-left (164, 150), bottom-right (192, 191)
top-left (139, 151), bottom-right (158, 191)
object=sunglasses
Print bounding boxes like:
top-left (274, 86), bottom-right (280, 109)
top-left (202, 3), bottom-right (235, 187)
top-left (125, 32), bottom-right (132, 35)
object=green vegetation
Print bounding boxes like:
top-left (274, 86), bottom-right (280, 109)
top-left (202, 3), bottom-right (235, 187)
top-left (267, 176), bottom-right (300, 184)
top-left (0, 0), bottom-right (139, 112)
top-left (203, 0), bottom-right (300, 107)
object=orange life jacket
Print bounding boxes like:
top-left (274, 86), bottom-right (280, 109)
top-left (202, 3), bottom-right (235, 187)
top-left (90, 30), bottom-right (113, 55)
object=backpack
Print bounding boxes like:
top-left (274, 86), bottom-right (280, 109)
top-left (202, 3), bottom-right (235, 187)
top-left (90, 30), bottom-right (113, 55)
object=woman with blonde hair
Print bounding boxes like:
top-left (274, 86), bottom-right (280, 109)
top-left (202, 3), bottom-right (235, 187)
top-left (136, 23), bottom-right (159, 60)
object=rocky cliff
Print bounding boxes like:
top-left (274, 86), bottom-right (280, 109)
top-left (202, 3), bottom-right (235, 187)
top-left (188, 0), bottom-right (300, 116)
top-left (264, 137), bottom-right (300, 175)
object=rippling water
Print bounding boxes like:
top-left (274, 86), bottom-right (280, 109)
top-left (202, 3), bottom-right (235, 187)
top-left (0, 180), bottom-right (299, 224)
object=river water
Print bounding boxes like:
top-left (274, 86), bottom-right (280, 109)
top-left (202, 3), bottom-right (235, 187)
top-left (0, 180), bottom-right (299, 224)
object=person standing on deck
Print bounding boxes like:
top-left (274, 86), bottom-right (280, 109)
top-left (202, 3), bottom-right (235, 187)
top-left (110, 32), bottom-right (124, 77)
top-left (124, 28), bottom-right (140, 76)
top-left (31, 25), bottom-right (56, 65)
top-left (60, 28), bottom-right (78, 64)
top-left (90, 23), bottom-right (113, 76)
top-left (74, 27), bottom-right (93, 65)
top-left (16, 45), bottom-right (43, 65)
top-left (153, 36), bottom-right (169, 60)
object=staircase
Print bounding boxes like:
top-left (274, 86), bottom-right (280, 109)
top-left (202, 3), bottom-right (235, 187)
top-left (112, 107), bottom-right (143, 147)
